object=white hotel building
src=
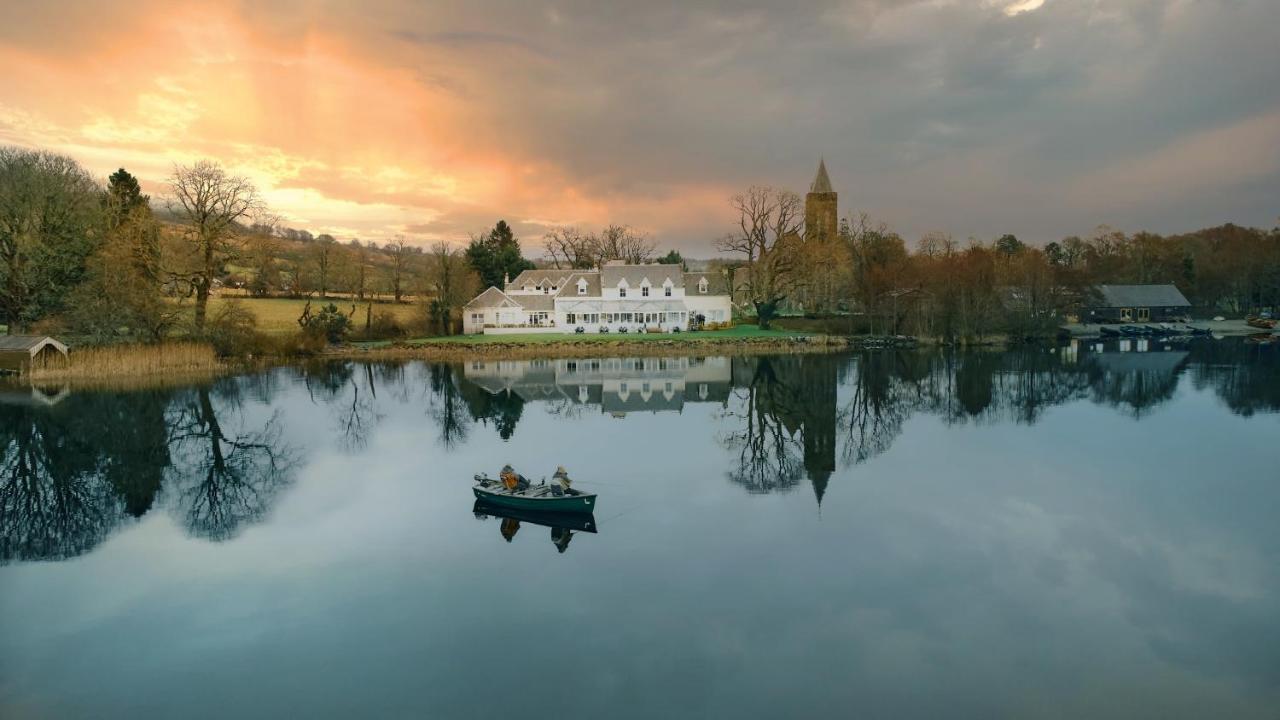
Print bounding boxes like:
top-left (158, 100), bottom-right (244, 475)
top-left (462, 262), bottom-right (733, 334)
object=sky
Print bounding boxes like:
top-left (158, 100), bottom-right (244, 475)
top-left (1, 0), bottom-right (1277, 255)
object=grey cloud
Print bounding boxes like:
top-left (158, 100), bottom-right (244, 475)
top-left (363, 0), bottom-right (1280, 247)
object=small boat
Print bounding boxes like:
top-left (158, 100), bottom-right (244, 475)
top-left (474, 473), bottom-right (598, 514)
top-left (1099, 326), bottom-right (1121, 338)
top-left (1245, 316), bottom-right (1277, 330)
top-left (472, 500), bottom-right (598, 534)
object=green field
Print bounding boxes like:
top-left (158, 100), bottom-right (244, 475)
top-left (204, 296), bottom-right (422, 334)
top-left (367, 324), bottom-right (811, 347)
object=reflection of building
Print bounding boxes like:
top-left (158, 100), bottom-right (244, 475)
top-left (463, 356), bottom-right (732, 416)
top-left (463, 263), bottom-right (733, 334)
top-left (729, 355), bottom-right (839, 504)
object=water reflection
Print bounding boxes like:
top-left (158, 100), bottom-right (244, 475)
top-left (0, 338), bottom-right (1275, 565)
top-left (472, 500), bottom-right (597, 554)
top-left (0, 379), bottom-right (297, 563)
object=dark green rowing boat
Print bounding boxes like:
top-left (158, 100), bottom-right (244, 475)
top-left (473, 474), bottom-right (598, 514)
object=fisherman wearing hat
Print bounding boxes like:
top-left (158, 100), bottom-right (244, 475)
top-left (552, 466), bottom-right (572, 493)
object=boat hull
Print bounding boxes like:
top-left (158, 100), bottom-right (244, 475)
top-left (472, 500), bottom-right (598, 533)
top-left (473, 486), bottom-right (598, 514)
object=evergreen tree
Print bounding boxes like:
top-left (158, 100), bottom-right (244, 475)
top-left (465, 220), bottom-right (534, 289)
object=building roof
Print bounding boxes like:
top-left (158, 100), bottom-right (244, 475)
top-left (556, 272), bottom-right (602, 298)
top-left (1095, 284), bottom-right (1191, 308)
top-left (464, 286), bottom-right (520, 309)
top-left (0, 335), bottom-right (68, 355)
top-left (513, 294), bottom-right (556, 311)
top-left (810, 158), bottom-right (834, 194)
top-left (600, 264), bottom-right (685, 289)
top-left (684, 271), bottom-right (730, 295)
top-left (509, 268), bottom-right (579, 290)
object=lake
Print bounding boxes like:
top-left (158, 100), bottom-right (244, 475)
top-left (2, 338), bottom-right (1278, 718)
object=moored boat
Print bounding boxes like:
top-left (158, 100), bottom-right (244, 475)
top-left (1245, 316), bottom-right (1277, 330)
top-left (473, 473), bottom-right (598, 514)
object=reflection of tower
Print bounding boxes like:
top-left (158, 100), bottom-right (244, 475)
top-left (805, 159), bottom-right (838, 244)
top-left (801, 355), bottom-right (838, 507)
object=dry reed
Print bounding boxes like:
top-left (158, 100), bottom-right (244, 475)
top-left (29, 342), bottom-right (226, 382)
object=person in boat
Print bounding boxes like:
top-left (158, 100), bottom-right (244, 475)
top-left (551, 466), bottom-right (573, 496)
top-left (500, 464), bottom-right (530, 493)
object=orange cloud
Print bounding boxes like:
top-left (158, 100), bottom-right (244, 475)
top-left (0, 2), bottom-right (733, 251)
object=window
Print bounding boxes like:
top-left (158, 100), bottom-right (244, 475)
top-left (619, 286), bottom-right (627, 297)
top-left (1137, 308), bottom-right (1150, 321)
top-left (642, 286), bottom-right (650, 297)
top-left (470, 312), bottom-right (483, 325)
top-left (698, 278), bottom-right (709, 294)
top-left (578, 281), bottom-right (587, 295)
top-left (566, 313), bottom-right (576, 324)
top-left (664, 286), bottom-right (672, 297)
top-left (567, 361), bottom-right (577, 371)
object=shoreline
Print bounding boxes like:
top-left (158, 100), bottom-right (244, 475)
top-left (323, 333), bottom-right (853, 362)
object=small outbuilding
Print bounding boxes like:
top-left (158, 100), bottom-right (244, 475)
top-left (1087, 285), bottom-right (1191, 323)
top-left (0, 335), bottom-right (70, 373)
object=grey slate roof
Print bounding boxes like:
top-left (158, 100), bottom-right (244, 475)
top-left (684, 271), bottom-right (730, 295)
top-left (1095, 284), bottom-right (1190, 308)
top-left (463, 287), bottom-right (519, 309)
top-left (601, 264), bottom-right (685, 289)
top-left (513, 294), bottom-right (556, 311)
top-left (810, 159), bottom-right (834, 194)
top-left (509, 268), bottom-right (578, 290)
top-left (556, 272), bottom-right (602, 298)
top-left (0, 335), bottom-right (68, 354)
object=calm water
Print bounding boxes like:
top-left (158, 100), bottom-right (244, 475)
top-left (2, 339), bottom-right (1278, 719)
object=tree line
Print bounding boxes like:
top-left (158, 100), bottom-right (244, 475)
top-left (0, 147), bottom-right (518, 344)
top-left (718, 185), bottom-right (1280, 338)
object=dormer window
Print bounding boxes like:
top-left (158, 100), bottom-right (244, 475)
top-left (698, 278), bottom-right (709, 294)
top-left (642, 286), bottom-right (650, 297)
top-left (577, 279), bottom-right (587, 296)
top-left (664, 285), bottom-right (672, 297)
top-left (619, 283), bottom-right (627, 297)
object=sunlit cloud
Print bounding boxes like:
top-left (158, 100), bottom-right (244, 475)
top-left (0, 0), bottom-right (1276, 252)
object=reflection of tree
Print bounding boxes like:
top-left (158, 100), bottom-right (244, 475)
top-left (840, 351), bottom-right (910, 467)
top-left (458, 379), bottom-right (525, 441)
top-left (426, 364), bottom-right (471, 448)
top-left (302, 361), bottom-right (385, 452)
top-left (0, 405), bottom-right (120, 563)
top-left (1187, 339), bottom-right (1280, 417)
top-left (165, 383), bottom-right (295, 541)
top-left (721, 356), bottom-right (828, 496)
top-left (0, 389), bottom-right (173, 563)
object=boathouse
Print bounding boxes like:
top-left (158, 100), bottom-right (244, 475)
top-left (1087, 285), bottom-right (1191, 323)
top-left (0, 335), bottom-right (69, 373)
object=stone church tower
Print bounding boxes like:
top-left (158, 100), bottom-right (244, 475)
top-left (804, 158), bottom-right (838, 243)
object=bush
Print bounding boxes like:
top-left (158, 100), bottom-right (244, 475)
top-left (206, 300), bottom-right (262, 356)
top-left (299, 302), bottom-right (352, 343)
top-left (363, 310), bottom-right (407, 340)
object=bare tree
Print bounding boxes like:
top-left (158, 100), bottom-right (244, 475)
top-left (593, 224), bottom-right (657, 266)
top-left (166, 161), bottom-right (266, 330)
top-left (312, 235), bottom-right (336, 298)
top-left (425, 240), bottom-right (479, 334)
top-left (542, 226), bottom-right (596, 269)
top-left (715, 186), bottom-right (803, 329)
top-left (388, 236), bottom-right (411, 303)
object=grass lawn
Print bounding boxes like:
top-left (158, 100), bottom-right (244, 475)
top-left (367, 324), bottom-right (812, 347)
top-left (203, 296), bottom-right (422, 334)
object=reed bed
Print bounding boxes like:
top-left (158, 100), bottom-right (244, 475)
top-left (29, 342), bottom-right (226, 382)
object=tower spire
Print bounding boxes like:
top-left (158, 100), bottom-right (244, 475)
top-left (810, 157), bottom-right (833, 194)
